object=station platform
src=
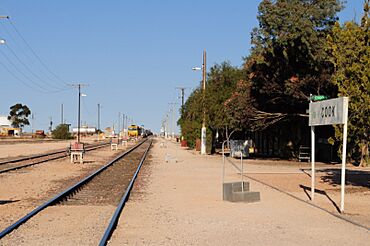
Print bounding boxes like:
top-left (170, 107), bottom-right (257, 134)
top-left (109, 138), bottom-right (369, 245)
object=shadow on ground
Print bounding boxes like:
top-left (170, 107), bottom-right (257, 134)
top-left (317, 169), bottom-right (370, 189)
top-left (0, 200), bottom-right (19, 205)
top-left (299, 185), bottom-right (341, 213)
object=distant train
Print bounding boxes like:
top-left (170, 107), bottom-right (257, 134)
top-left (127, 125), bottom-right (143, 137)
top-left (142, 129), bottom-right (153, 138)
top-left (127, 124), bottom-right (153, 138)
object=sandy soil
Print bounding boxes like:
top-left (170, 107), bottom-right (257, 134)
top-left (108, 139), bottom-right (369, 245)
top-left (0, 136), bottom-right (101, 160)
top-left (0, 141), bottom-right (130, 234)
top-left (0, 141), bottom-right (71, 159)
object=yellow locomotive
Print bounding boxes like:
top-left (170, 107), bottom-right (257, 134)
top-left (127, 125), bottom-right (142, 137)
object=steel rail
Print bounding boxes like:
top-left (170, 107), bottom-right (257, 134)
top-left (0, 150), bottom-right (66, 165)
top-left (0, 139), bottom-right (147, 239)
top-left (99, 139), bottom-right (153, 245)
top-left (0, 142), bottom-right (109, 165)
top-left (0, 142), bottom-right (110, 174)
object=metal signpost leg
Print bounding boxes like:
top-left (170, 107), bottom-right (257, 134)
top-left (309, 97), bottom-right (349, 209)
top-left (241, 154), bottom-right (244, 193)
top-left (311, 126), bottom-right (315, 200)
top-left (340, 122), bottom-right (348, 212)
top-left (222, 141), bottom-right (226, 185)
top-left (222, 140), bottom-right (227, 200)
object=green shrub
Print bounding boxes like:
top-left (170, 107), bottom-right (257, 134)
top-left (52, 124), bottom-right (72, 139)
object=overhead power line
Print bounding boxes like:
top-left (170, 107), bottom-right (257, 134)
top-left (0, 58), bottom-right (46, 93)
top-left (0, 20), bottom-right (64, 87)
top-left (0, 48), bottom-right (50, 92)
top-left (0, 15), bottom-right (72, 93)
top-left (7, 18), bottom-right (68, 86)
top-left (4, 43), bottom-right (66, 91)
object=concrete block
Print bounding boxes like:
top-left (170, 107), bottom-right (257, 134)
top-left (223, 181), bottom-right (260, 203)
top-left (165, 153), bottom-right (177, 163)
top-left (232, 191), bottom-right (260, 203)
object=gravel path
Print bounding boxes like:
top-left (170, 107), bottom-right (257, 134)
top-left (108, 139), bottom-right (369, 245)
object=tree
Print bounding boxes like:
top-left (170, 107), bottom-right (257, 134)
top-left (225, 79), bottom-right (285, 131)
top-left (52, 124), bottom-right (72, 139)
top-left (223, 0), bottom-right (343, 158)
top-left (248, 0), bottom-right (343, 115)
top-left (178, 62), bottom-right (244, 150)
top-left (8, 103), bottom-right (31, 128)
top-left (326, 0), bottom-right (370, 166)
top-left (204, 62), bottom-right (245, 140)
top-left (178, 88), bottom-right (203, 148)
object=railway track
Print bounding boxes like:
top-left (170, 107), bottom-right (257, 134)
top-left (0, 138), bottom-right (152, 245)
top-left (0, 141), bottom-right (110, 174)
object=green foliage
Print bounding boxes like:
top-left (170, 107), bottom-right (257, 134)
top-left (248, 0), bottom-right (343, 114)
top-left (178, 89), bottom-right (203, 148)
top-left (8, 103), bottom-right (31, 128)
top-left (327, 3), bottom-right (370, 166)
top-left (224, 0), bottom-right (343, 137)
top-left (179, 0), bottom-right (370, 164)
top-left (205, 62), bottom-right (245, 131)
top-left (52, 124), bottom-right (73, 139)
top-left (178, 62), bottom-right (244, 148)
top-left (224, 80), bottom-right (255, 129)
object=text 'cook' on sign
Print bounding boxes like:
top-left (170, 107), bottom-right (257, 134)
top-left (309, 97), bottom-right (348, 126)
top-left (321, 105), bottom-right (335, 118)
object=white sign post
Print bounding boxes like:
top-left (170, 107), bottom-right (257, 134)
top-left (309, 97), bottom-right (348, 212)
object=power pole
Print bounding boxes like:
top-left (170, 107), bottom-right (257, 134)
top-left (49, 116), bottom-right (53, 132)
top-left (192, 50), bottom-right (207, 154)
top-left (175, 87), bottom-right (189, 138)
top-left (61, 103), bottom-right (64, 124)
top-left (68, 83), bottom-right (88, 143)
top-left (97, 103), bottom-right (101, 131)
top-left (201, 50), bottom-right (207, 154)
top-left (169, 102), bottom-right (178, 138)
top-left (122, 113), bottom-right (125, 135)
top-left (165, 112), bottom-right (169, 138)
top-left (31, 113), bottom-right (35, 134)
top-left (118, 112), bottom-right (121, 136)
top-left (175, 86), bottom-right (189, 112)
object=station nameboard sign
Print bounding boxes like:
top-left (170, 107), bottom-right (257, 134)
top-left (309, 97), bottom-right (348, 126)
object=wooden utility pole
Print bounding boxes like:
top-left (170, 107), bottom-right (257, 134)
top-left (175, 86), bottom-right (189, 110)
top-left (168, 102), bottom-right (178, 138)
top-left (61, 103), bottom-right (64, 124)
top-left (201, 49), bottom-right (207, 155)
top-left (97, 103), bottom-right (101, 131)
top-left (122, 113), bottom-right (125, 134)
top-left (68, 83), bottom-right (88, 143)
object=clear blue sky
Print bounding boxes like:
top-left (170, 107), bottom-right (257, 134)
top-left (0, 0), bottom-right (365, 133)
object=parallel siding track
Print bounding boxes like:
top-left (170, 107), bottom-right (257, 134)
top-left (0, 138), bottom-right (152, 244)
top-left (0, 142), bottom-right (110, 174)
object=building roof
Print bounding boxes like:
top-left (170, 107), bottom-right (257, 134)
top-left (0, 115), bottom-right (12, 127)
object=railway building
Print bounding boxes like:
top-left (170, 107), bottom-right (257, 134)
top-left (0, 115), bottom-right (21, 137)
